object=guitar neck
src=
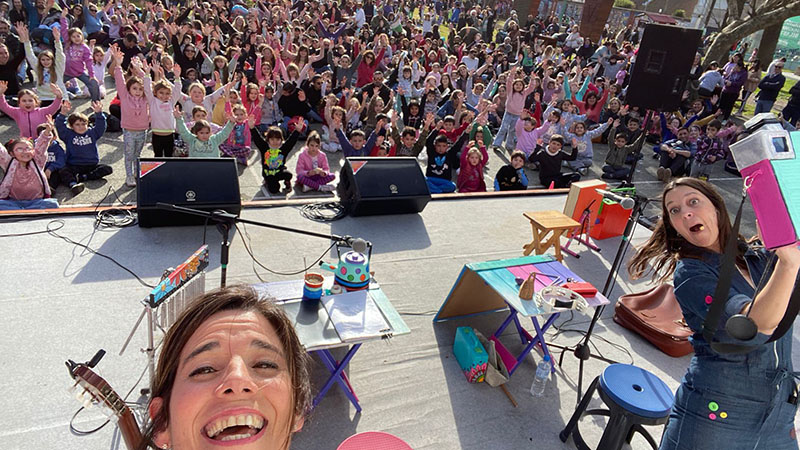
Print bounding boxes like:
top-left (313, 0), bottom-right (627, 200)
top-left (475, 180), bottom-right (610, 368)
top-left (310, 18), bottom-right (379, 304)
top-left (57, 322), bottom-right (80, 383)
top-left (118, 410), bottom-right (143, 450)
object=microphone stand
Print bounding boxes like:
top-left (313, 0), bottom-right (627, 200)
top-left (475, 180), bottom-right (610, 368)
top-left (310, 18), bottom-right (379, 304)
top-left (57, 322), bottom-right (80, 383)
top-left (549, 193), bottom-right (652, 404)
top-left (155, 203), bottom-right (361, 287)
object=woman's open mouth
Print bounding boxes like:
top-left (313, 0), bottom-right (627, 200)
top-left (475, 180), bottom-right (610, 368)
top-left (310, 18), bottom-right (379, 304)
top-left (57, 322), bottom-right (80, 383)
top-left (689, 224), bottom-right (705, 233)
top-left (203, 413), bottom-right (266, 445)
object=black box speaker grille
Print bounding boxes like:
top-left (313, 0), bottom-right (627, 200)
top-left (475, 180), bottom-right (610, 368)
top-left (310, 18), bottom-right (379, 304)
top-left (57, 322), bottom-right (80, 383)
top-left (337, 157), bottom-right (431, 216)
top-left (137, 158), bottom-right (242, 227)
top-left (626, 24), bottom-right (702, 111)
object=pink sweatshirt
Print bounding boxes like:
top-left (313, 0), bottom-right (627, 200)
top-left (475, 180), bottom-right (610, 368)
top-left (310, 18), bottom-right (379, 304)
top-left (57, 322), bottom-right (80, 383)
top-left (144, 76), bottom-right (183, 133)
top-left (0, 130), bottom-right (51, 199)
top-left (504, 75), bottom-right (536, 116)
top-left (60, 17), bottom-right (94, 78)
top-left (295, 149), bottom-right (331, 178)
top-left (0, 96), bottom-right (61, 138)
top-left (114, 67), bottom-right (150, 131)
top-left (457, 145), bottom-right (489, 192)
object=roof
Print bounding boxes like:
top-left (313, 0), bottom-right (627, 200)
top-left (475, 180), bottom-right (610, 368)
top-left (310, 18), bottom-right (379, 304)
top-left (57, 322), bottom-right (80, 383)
top-left (636, 12), bottom-right (679, 24)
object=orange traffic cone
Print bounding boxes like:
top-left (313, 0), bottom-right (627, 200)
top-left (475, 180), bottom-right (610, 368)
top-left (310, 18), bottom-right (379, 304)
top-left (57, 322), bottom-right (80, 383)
top-left (548, 181), bottom-right (555, 190)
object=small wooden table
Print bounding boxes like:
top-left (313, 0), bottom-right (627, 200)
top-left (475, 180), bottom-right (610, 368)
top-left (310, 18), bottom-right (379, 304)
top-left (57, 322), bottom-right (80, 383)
top-left (523, 211), bottom-right (580, 262)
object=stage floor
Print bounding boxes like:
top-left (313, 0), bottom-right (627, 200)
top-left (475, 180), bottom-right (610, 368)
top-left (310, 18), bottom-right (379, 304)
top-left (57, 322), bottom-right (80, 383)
top-left (0, 194), bottom-right (795, 450)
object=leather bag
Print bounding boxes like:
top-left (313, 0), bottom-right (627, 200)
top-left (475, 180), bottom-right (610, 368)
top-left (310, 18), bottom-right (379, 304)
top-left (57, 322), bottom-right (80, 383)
top-left (613, 284), bottom-right (694, 357)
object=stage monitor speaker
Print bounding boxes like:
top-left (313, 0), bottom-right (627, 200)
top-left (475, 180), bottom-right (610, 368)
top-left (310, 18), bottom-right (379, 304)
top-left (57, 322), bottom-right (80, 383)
top-left (338, 157), bottom-right (431, 216)
top-left (625, 24), bottom-right (702, 112)
top-left (137, 158), bottom-right (242, 227)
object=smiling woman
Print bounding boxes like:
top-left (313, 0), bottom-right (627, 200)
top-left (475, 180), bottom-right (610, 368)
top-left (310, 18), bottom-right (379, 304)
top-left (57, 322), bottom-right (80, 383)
top-left (627, 177), bottom-right (800, 450)
top-left (138, 285), bottom-right (311, 450)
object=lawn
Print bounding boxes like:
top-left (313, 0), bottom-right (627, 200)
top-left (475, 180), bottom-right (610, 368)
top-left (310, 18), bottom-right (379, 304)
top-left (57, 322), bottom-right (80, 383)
top-left (737, 77), bottom-right (796, 117)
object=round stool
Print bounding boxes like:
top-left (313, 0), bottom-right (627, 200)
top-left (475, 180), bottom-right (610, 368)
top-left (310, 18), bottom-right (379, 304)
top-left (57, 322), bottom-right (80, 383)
top-left (559, 364), bottom-right (674, 450)
top-left (337, 431), bottom-right (413, 450)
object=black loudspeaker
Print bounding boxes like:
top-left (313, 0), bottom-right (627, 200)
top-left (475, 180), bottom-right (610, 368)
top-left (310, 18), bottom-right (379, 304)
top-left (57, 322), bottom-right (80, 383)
top-left (625, 24), bottom-right (702, 111)
top-left (137, 158), bottom-right (242, 227)
top-left (337, 157), bottom-right (431, 216)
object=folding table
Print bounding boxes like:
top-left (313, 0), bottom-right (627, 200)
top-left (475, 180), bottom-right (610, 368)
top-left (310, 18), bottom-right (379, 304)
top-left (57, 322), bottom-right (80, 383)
top-left (252, 279), bottom-right (409, 412)
top-left (434, 255), bottom-right (609, 379)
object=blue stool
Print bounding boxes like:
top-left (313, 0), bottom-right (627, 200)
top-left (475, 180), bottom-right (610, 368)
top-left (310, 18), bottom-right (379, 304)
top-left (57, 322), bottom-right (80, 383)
top-left (560, 364), bottom-right (674, 450)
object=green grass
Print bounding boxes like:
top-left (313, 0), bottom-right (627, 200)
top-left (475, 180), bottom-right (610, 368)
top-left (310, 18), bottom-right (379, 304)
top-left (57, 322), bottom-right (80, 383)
top-left (737, 81), bottom-right (793, 117)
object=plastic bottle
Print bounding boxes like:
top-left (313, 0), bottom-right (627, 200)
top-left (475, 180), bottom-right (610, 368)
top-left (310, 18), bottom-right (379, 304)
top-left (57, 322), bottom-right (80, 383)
top-left (530, 355), bottom-right (551, 397)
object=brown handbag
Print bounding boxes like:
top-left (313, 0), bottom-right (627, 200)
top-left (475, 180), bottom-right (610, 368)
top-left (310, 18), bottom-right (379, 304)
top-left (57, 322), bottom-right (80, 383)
top-left (613, 284), bottom-right (694, 357)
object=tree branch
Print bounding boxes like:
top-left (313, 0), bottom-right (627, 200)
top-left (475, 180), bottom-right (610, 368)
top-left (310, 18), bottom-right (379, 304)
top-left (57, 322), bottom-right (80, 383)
top-left (703, 0), bottom-right (800, 65)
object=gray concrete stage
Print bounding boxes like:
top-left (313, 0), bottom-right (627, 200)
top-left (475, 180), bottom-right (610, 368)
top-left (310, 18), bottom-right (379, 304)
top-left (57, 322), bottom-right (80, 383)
top-left (0, 194), bottom-right (793, 449)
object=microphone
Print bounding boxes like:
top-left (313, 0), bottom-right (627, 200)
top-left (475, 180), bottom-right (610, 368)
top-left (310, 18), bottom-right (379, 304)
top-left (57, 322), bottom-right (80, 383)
top-left (351, 238), bottom-right (369, 254)
top-left (595, 189), bottom-right (635, 210)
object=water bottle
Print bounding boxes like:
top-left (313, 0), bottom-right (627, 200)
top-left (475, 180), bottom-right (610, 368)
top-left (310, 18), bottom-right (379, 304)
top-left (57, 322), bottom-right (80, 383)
top-left (530, 355), bottom-right (551, 397)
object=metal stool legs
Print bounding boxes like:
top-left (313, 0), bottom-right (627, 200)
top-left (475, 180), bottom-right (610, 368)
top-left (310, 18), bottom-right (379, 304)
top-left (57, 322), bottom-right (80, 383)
top-left (560, 376), bottom-right (663, 450)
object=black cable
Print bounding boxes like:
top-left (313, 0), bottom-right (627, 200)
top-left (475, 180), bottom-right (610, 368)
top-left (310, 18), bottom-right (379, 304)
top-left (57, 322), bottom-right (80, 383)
top-left (0, 219), bottom-right (64, 237)
top-left (94, 187), bottom-right (137, 229)
top-left (69, 407), bottom-right (109, 436)
top-left (45, 220), bottom-right (156, 288)
top-left (299, 202), bottom-right (347, 222)
top-left (236, 222), bottom-right (337, 277)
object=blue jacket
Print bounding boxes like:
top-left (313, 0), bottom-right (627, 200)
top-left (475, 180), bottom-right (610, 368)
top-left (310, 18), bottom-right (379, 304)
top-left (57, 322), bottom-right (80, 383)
top-left (44, 141), bottom-right (66, 172)
top-left (335, 128), bottom-right (381, 157)
top-left (55, 113), bottom-right (106, 166)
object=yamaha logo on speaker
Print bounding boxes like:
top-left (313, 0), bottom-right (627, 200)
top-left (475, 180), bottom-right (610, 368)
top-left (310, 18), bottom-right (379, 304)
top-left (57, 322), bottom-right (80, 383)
top-left (389, 184), bottom-right (398, 194)
top-left (185, 190), bottom-right (196, 201)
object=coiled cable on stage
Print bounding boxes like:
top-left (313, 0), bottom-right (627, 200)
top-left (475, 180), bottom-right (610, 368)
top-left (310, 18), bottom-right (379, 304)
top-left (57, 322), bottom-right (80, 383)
top-left (299, 201), bottom-right (347, 222)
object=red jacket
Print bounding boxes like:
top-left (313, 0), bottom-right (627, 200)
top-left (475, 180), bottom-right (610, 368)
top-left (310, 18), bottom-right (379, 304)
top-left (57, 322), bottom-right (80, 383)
top-left (356, 47), bottom-right (386, 88)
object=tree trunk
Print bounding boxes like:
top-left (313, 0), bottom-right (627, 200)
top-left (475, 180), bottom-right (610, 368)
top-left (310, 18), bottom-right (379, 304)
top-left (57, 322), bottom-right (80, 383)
top-left (757, 22), bottom-right (782, 63)
top-left (702, 0), bottom-right (800, 66)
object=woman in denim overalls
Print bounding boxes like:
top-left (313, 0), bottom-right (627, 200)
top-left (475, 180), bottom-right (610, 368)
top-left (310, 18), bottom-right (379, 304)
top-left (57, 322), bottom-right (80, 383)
top-left (629, 178), bottom-right (800, 450)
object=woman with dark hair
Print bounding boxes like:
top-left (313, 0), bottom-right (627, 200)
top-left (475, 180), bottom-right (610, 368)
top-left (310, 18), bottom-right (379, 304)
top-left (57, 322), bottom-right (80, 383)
top-left (738, 59), bottom-right (761, 115)
top-left (718, 52), bottom-right (747, 120)
top-left (628, 178), bottom-right (800, 450)
top-left (139, 285), bottom-right (311, 450)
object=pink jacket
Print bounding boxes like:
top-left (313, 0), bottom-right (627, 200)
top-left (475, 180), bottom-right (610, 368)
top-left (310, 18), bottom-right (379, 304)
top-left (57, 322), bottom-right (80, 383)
top-left (457, 145), bottom-right (488, 192)
top-left (114, 67), bottom-right (150, 131)
top-left (0, 96), bottom-right (61, 138)
top-left (295, 149), bottom-right (331, 178)
top-left (0, 130), bottom-right (52, 199)
top-left (505, 75), bottom-right (536, 116)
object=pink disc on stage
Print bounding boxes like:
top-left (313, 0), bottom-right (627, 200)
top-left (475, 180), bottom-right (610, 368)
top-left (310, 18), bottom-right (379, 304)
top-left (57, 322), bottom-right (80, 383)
top-left (336, 431), bottom-right (413, 450)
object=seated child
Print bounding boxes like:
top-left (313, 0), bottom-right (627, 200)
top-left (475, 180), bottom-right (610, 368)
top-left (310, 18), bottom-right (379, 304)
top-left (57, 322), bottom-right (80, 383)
top-left (219, 104), bottom-right (254, 165)
top-left (174, 107), bottom-right (235, 158)
top-left (515, 110), bottom-right (555, 161)
top-left (250, 122), bottom-right (305, 194)
top-left (656, 127), bottom-right (695, 181)
top-left (39, 122), bottom-right (66, 189)
top-left (390, 112), bottom-right (437, 157)
top-left (0, 119), bottom-right (59, 210)
top-left (424, 125), bottom-right (470, 194)
top-left (457, 144), bottom-right (489, 193)
top-left (529, 134), bottom-right (580, 188)
top-left (296, 131), bottom-right (336, 192)
top-left (334, 117), bottom-right (384, 157)
top-left (690, 119), bottom-right (736, 180)
top-left (564, 119), bottom-right (612, 174)
top-left (494, 150), bottom-right (529, 191)
top-left (55, 101), bottom-right (112, 195)
top-left (602, 119), bottom-right (646, 180)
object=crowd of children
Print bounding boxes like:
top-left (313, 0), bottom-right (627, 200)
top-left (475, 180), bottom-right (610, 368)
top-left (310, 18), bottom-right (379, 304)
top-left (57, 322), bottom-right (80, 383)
top-left (1, 0), bottom-right (792, 210)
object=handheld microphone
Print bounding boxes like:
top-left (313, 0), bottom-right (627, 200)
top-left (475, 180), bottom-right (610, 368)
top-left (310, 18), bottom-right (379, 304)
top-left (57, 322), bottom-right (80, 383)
top-left (595, 189), bottom-right (635, 210)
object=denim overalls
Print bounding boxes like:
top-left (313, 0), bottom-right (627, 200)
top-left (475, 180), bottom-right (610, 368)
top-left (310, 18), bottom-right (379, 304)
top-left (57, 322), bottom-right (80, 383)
top-left (661, 247), bottom-right (800, 449)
